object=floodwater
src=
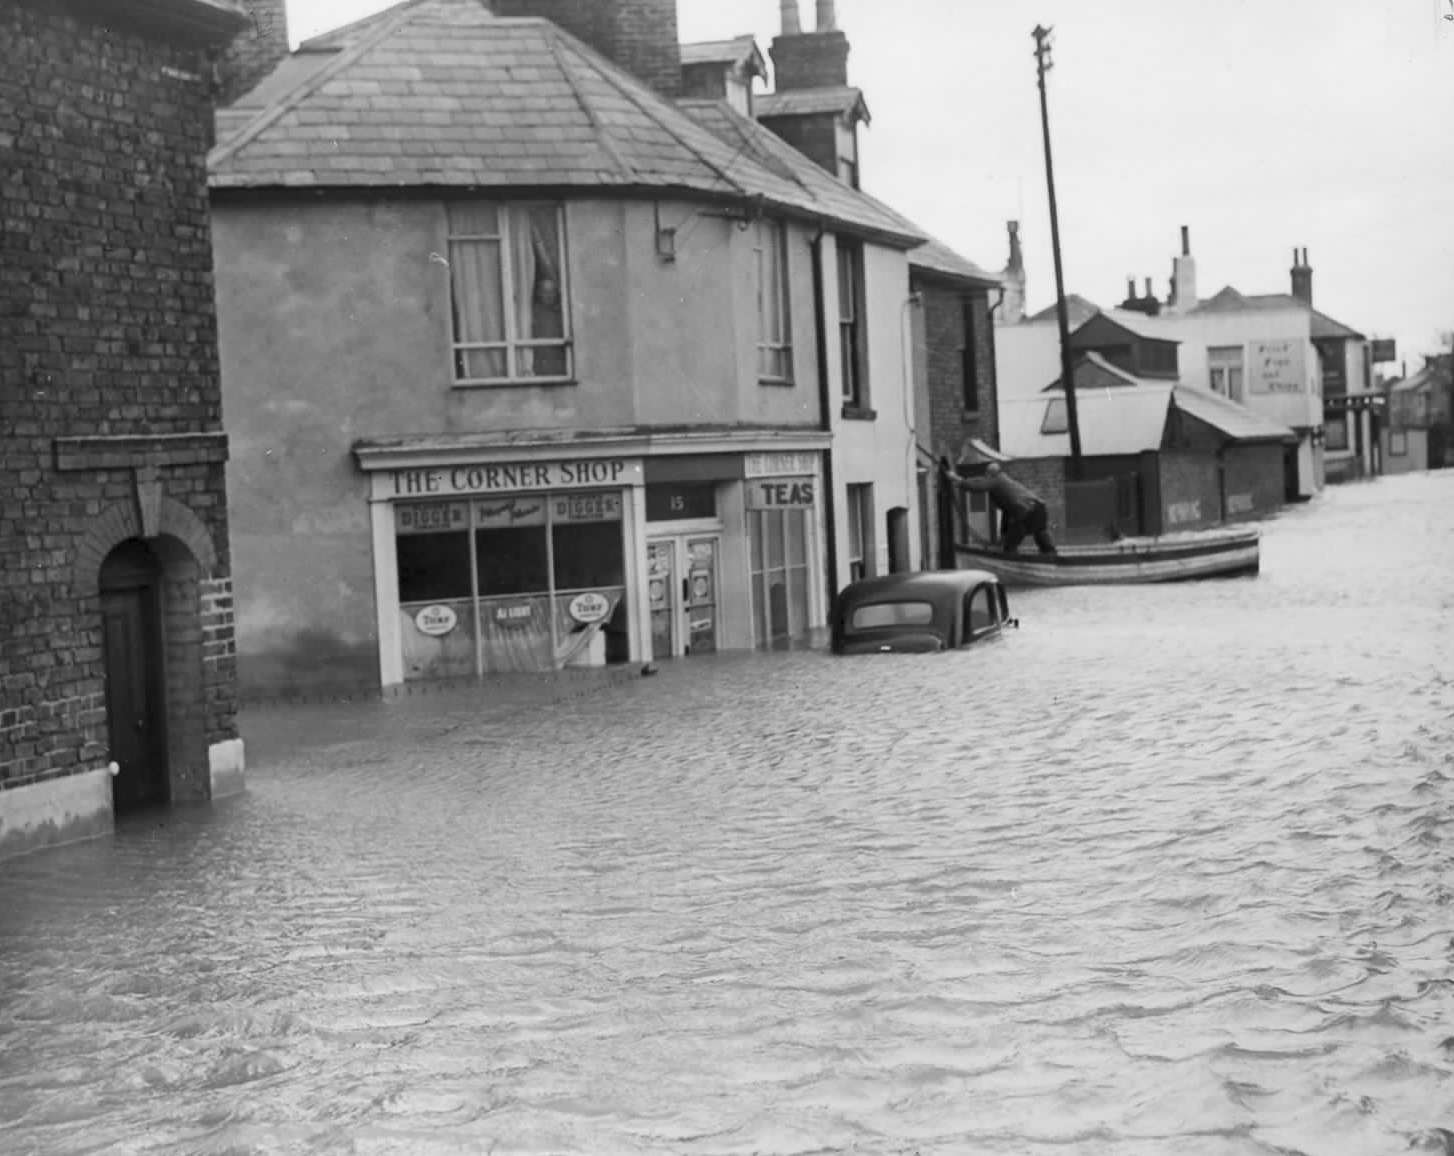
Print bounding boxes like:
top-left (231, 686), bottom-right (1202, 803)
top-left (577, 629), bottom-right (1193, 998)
top-left (3, 473), bottom-right (1454, 1156)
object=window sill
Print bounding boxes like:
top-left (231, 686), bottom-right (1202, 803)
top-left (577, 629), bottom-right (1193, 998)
top-left (960, 409), bottom-right (982, 423)
top-left (451, 377), bottom-right (577, 390)
top-left (758, 377), bottom-right (796, 388)
top-left (840, 405), bottom-right (877, 421)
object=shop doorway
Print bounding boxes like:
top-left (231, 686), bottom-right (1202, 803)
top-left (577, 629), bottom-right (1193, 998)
top-left (647, 534), bottom-right (720, 659)
top-left (99, 539), bottom-right (169, 812)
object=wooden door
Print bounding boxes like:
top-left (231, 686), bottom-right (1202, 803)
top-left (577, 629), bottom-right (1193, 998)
top-left (100, 580), bottom-right (168, 811)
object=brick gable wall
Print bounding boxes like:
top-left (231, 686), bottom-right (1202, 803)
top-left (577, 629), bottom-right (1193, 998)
top-left (0, 0), bottom-right (237, 797)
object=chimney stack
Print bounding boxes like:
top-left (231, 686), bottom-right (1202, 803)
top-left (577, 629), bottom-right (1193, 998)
top-left (1290, 246), bottom-right (1313, 306)
top-left (1168, 224), bottom-right (1198, 314)
top-left (216, 0), bottom-right (290, 106)
top-left (492, 0), bottom-right (682, 97)
top-left (997, 221), bottom-right (1026, 326)
top-left (770, 0), bottom-right (850, 90)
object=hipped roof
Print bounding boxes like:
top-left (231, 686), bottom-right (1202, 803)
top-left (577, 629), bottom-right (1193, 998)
top-left (209, 0), bottom-right (919, 245)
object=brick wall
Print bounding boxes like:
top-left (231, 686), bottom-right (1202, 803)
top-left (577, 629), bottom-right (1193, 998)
top-left (216, 0), bottom-right (289, 105)
top-left (493, 0), bottom-right (681, 95)
top-left (913, 277), bottom-right (1000, 461)
top-left (0, 0), bottom-right (238, 795)
top-left (1222, 444), bottom-right (1284, 520)
top-left (1158, 451), bottom-right (1221, 531)
top-left (1004, 457), bottom-right (1067, 539)
top-left (769, 31), bottom-right (850, 90)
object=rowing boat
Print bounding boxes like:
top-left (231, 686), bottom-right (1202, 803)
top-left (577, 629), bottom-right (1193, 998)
top-left (954, 525), bottom-right (1260, 587)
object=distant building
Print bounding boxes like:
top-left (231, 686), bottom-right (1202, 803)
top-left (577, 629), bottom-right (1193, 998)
top-left (1, 0), bottom-right (247, 859)
top-left (998, 356), bottom-right (1294, 543)
top-left (1383, 354), bottom-right (1453, 474)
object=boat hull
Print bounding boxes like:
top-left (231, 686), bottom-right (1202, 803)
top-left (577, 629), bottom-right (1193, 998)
top-left (954, 527), bottom-right (1261, 587)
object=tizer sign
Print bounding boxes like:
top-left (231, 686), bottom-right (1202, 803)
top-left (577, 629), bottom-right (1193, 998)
top-left (746, 477), bottom-right (815, 510)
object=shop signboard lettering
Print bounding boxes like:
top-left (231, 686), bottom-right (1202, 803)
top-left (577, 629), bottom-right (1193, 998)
top-left (1248, 339), bottom-right (1306, 396)
top-left (475, 497), bottom-right (545, 529)
top-left (414, 604), bottom-right (458, 636)
top-left (745, 451), bottom-right (818, 478)
top-left (552, 491), bottom-right (622, 523)
top-left (390, 458), bottom-right (642, 498)
top-left (746, 477), bottom-right (816, 510)
top-left (568, 592), bottom-right (612, 624)
top-left (397, 502), bottom-right (469, 534)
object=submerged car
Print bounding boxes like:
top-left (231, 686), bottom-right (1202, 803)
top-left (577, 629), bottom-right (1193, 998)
top-left (831, 569), bottom-right (1017, 655)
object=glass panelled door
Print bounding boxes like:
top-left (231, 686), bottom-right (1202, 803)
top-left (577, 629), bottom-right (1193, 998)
top-left (647, 535), bottom-right (720, 658)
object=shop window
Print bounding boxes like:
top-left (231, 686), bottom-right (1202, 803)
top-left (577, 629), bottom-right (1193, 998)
top-left (397, 531), bottom-right (472, 603)
top-left (554, 519), bottom-right (625, 591)
top-left (447, 201), bottom-right (571, 384)
top-left (1390, 431), bottom-right (1408, 456)
top-left (756, 219), bottom-right (793, 383)
top-left (846, 483), bottom-right (874, 581)
top-left (475, 525), bottom-right (549, 595)
top-left (1323, 419), bottom-right (1349, 452)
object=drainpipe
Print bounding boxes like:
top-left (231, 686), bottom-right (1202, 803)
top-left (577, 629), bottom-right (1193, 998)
top-left (901, 290), bottom-right (924, 571)
top-left (811, 222), bottom-right (840, 602)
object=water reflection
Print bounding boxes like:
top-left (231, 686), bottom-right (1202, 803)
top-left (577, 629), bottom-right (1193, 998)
top-left (3, 474), bottom-right (1453, 1154)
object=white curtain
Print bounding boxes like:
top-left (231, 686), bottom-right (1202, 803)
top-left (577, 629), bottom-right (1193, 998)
top-left (448, 203), bottom-right (505, 380)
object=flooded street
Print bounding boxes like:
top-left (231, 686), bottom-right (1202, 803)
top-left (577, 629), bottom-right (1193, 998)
top-left (3, 473), bottom-right (1453, 1155)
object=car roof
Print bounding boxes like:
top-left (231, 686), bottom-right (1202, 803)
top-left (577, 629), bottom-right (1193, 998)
top-left (838, 569), bottom-right (999, 602)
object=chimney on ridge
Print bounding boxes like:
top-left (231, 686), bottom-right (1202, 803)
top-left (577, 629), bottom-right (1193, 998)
top-left (997, 220), bottom-right (1026, 326)
top-left (1167, 224), bottom-right (1198, 314)
top-left (1290, 246), bottom-right (1313, 306)
top-left (492, 0), bottom-right (682, 97)
top-left (770, 0), bottom-right (850, 91)
top-left (216, 0), bottom-right (290, 106)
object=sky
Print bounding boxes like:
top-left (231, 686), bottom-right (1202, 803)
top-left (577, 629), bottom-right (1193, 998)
top-left (283, 0), bottom-right (1454, 374)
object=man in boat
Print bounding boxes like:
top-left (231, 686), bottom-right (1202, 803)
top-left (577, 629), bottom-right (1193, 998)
top-left (958, 463), bottom-right (1059, 555)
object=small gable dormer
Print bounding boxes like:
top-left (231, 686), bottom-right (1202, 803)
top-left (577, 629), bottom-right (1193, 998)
top-left (1070, 311), bottom-right (1181, 381)
top-left (679, 35), bottom-right (768, 117)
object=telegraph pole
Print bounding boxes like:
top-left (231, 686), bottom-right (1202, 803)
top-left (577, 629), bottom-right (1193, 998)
top-left (1033, 24), bottom-right (1083, 478)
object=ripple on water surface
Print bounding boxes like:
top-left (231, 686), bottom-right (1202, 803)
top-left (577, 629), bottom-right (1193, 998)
top-left (3, 474), bottom-right (1454, 1154)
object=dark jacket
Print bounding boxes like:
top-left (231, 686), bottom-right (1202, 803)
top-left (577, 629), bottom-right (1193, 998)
top-left (959, 472), bottom-right (1043, 519)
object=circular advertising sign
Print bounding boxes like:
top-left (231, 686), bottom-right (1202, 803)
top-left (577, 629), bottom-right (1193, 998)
top-left (414, 604), bottom-right (458, 636)
top-left (568, 592), bottom-right (612, 625)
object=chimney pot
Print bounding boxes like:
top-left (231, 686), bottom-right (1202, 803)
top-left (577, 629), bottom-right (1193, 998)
top-left (1291, 247), bottom-right (1299, 266)
top-left (1180, 225), bottom-right (1190, 256)
top-left (815, 0), bottom-right (836, 31)
top-left (1144, 276), bottom-right (1154, 299)
top-left (1126, 277), bottom-right (1136, 298)
top-left (779, 0), bottom-right (801, 36)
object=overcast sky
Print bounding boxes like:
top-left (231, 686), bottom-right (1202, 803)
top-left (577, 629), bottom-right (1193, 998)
top-left (285, 0), bottom-right (1454, 373)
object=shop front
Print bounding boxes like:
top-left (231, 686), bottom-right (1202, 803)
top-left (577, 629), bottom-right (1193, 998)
top-left (357, 438), bottom-right (830, 685)
top-left (364, 456), bottom-right (646, 684)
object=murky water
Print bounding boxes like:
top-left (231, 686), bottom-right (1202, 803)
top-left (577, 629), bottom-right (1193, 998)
top-left (4, 474), bottom-right (1454, 1155)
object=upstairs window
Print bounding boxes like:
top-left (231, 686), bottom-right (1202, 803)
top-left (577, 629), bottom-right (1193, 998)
top-left (1208, 345), bottom-right (1244, 402)
top-left (755, 219), bottom-right (793, 383)
top-left (447, 202), bottom-right (570, 384)
top-left (961, 298), bottom-right (981, 413)
top-left (838, 241), bottom-right (868, 409)
top-left (846, 482), bottom-right (874, 581)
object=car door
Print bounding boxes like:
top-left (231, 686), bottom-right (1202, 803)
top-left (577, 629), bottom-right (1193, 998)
top-left (961, 583), bottom-right (1002, 646)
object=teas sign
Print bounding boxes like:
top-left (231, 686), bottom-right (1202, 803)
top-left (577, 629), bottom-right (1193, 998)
top-left (414, 604), bottom-right (458, 636)
top-left (568, 592), bottom-right (612, 624)
top-left (746, 477), bottom-right (815, 510)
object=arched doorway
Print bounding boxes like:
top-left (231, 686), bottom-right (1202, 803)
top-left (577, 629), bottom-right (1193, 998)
top-left (99, 538), bottom-right (169, 811)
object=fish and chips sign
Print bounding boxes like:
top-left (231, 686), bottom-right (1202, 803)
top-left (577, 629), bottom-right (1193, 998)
top-left (1248, 340), bottom-right (1307, 396)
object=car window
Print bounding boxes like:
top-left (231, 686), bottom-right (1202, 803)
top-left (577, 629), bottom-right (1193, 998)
top-left (849, 601), bottom-right (934, 631)
top-left (962, 585), bottom-right (998, 642)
